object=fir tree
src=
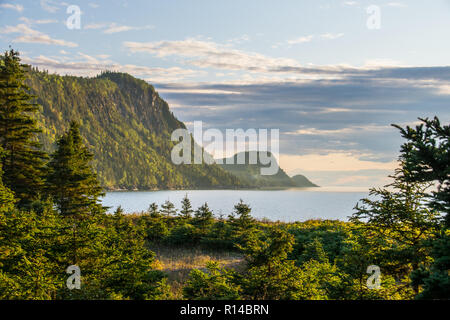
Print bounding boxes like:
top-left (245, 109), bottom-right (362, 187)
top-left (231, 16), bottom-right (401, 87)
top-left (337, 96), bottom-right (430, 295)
top-left (393, 117), bottom-right (450, 299)
top-left (147, 202), bottom-right (160, 218)
top-left (0, 49), bottom-right (47, 208)
top-left (46, 121), bottom-right (104, 217)
top-left (180, 194), bottom-right (193, 219)
top-left (161, 200), bottom-right (176, 217)
top-left (0, 147), bottom-right (15, 213)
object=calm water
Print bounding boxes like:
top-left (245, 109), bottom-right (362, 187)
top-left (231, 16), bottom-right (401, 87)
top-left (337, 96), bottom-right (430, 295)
top-left (102, 187), bottom-right (369, 222)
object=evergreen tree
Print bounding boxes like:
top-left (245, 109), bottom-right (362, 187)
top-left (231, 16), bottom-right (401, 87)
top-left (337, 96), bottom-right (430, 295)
top-left (393, 117), bottom-right (450, 226)
top-left (147, 202), bottom-right (160, 218)
top-left (46, 121), bottom-right (104, 217)
top-left (0, 147), bottom-right (15, 213)
top-left (0, 49), bottom-right (47, 208)
top-left (180, 194), bottom-right (193, 219)
top-left (194, 202), bottom-right (214, 233)
top-left (351, 167), bottom-right (440, 294)
top-left (393, 117), bottom-right (450, 299)
top-left (161, 200), bottom-right (176, 217)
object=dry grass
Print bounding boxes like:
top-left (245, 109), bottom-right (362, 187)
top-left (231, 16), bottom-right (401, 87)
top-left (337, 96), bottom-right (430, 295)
top-left (149, 244), bottom-right (245, 299)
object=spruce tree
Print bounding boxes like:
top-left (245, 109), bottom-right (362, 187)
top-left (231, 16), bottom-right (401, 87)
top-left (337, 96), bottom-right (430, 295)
top-left (161, 200), bottom-right (176, 217)
top-left (0, 49), bottom-right (47, 207)
top-left (180, 194), bottom-right (193, 219)
top-left (0, 147), bottom-right (15, 213)
top-left (47, 121), bottom-right (104, 216)
top-left (393, 117), bottom-right (450, 299)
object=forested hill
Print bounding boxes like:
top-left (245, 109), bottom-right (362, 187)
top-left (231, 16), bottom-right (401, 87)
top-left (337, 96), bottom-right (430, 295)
top-left (219, 152), bottom-right (318, 188)
top-left (26, 70), bottom-right (241, 190)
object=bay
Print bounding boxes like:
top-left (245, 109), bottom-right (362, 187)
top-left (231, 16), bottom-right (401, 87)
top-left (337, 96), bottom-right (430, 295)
top-left (102, 187), bottom-right (369, 222)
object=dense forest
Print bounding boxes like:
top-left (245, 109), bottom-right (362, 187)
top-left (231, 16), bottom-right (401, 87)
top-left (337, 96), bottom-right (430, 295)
top-left (0, 50), bottom-right (449, 300)
top-left (26, 67), bottom-right (242, 190)
top-left (25, 66), bottom-right (317, 190)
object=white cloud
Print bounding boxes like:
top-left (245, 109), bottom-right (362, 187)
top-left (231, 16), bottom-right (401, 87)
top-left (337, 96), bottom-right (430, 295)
top-left (0, 24), bottom-right (77, 47)
top-left (21, 52), bottom-right (203, 83)
top-left (124, 38), bottom-right (302, 73)
top-left (19, 17), bottom-right (58, 25)
top-left (343, 1), bottom-right (358, 6)
top-left (287, 35), bottom-right (314, 45)
top-left (320, 33), bottom-right (344, 40)
top-left (0, 3), bottom-right (24, 12)
top-left (285, 125), bottom-right (390, 136)
top-left (104, 24), bottom-right (153, 34)
top-left (386, 2), bottom-right (407, 8)
top-left (84, 23), bottom-right (107, 30)
top-left (84, 23), bottom-right (154, 33)
top-left (40, 0), bottom-right (60, 13)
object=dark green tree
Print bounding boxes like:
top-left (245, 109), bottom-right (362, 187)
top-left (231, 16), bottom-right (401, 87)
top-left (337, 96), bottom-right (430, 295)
top-left (147, 202), bottom-right (160, 218)
top-left (0, 147), bottom-right (15, 213)
top-left (46, 121), bottom-right (104, 216)
top-left (193, 202), bottom-right (214, 238)
top-left (393, 117), bottom-right (450, 299)
top-left (351, 168), bottom-right (440, 294)
top-left (393, 117), bottom-right (450, 226)
top-left (180, 194), bottom-right (193, 219)
top-left (161, 200), bottom-right (176, 217)
top-left (0, 49), bottom-right (47, 208)
top-left (228, 200), bottom-right (257, 245)
top-left (183, 261), bottom-right (241, 300)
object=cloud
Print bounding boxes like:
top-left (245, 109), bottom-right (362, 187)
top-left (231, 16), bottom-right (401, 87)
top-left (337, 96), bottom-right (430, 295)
top-left (21, 52), bottom-right (203, 83)
top-left (386, 2), bottom-right (407, 8)
top-left (287, 35), bottom-right (314, 45)
top-left (280, 153), bottom-right (398, 173)
top-left (0, 3), bottom-right (24, 12)
top-left (104, 23), bottom-right (154, 34)
top-left (84, 23), bottom-right (154, 33)
top-left (342, 1), bottom-right (358, 6)
top-left (84, 23), bottom-right (107, 30)
top-left (154, 65), bottom-right (450, 167)
top-left (19, 17), bottom-right (59, 25)
top-left (320, 33), bottom-right (344, 40)
top-left (0, 24), bottom-right (77, 47)
top-left (40, 0), bottom-right (61, 13)
top-left (124, 38), bottom-right (302, 73)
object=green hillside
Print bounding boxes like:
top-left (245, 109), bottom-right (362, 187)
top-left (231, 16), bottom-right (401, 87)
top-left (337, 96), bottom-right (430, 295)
top-left (291, 174), bottom-right (318, 187)
top-left (26, 69), bottom-right (241, 190)
top-left (218, 152), bottom-right (318, 188)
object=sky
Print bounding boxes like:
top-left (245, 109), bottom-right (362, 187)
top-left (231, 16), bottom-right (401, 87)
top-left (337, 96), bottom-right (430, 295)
top-left (1, 0), bottom-right (449, 188)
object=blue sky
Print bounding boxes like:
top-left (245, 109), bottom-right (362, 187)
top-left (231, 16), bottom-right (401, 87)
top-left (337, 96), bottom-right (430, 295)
top-left (1, 0), bottom-right (449, 187)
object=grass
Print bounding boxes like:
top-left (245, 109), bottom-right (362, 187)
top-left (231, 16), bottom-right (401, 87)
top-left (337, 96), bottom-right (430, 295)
top-left (149, 244), bottom-right (244, 299)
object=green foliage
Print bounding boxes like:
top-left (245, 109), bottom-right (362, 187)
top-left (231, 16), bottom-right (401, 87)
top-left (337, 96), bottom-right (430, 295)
top-left (393, 117), bottom-right (450, 225)
top-left (25, 69), bottom-right (240, 190)
top-left (183, 261), bottom-right (241, 300)
top-left (393, 117), bottom-right (450, 299)
top-left (180, 194), bottom-right (193, 219)
top-left (0, 50), bottom-right (47, 208)
top-left (219, 151), bottom-right (318, 188)
top-left (46, 121), bottom-right (104, 216)
top-left (0, 147), bottom-right (15, 213)
top-left (351, 168), bottom-right (439, 294)
top-left (161, 200), bottom-right (177, 217)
